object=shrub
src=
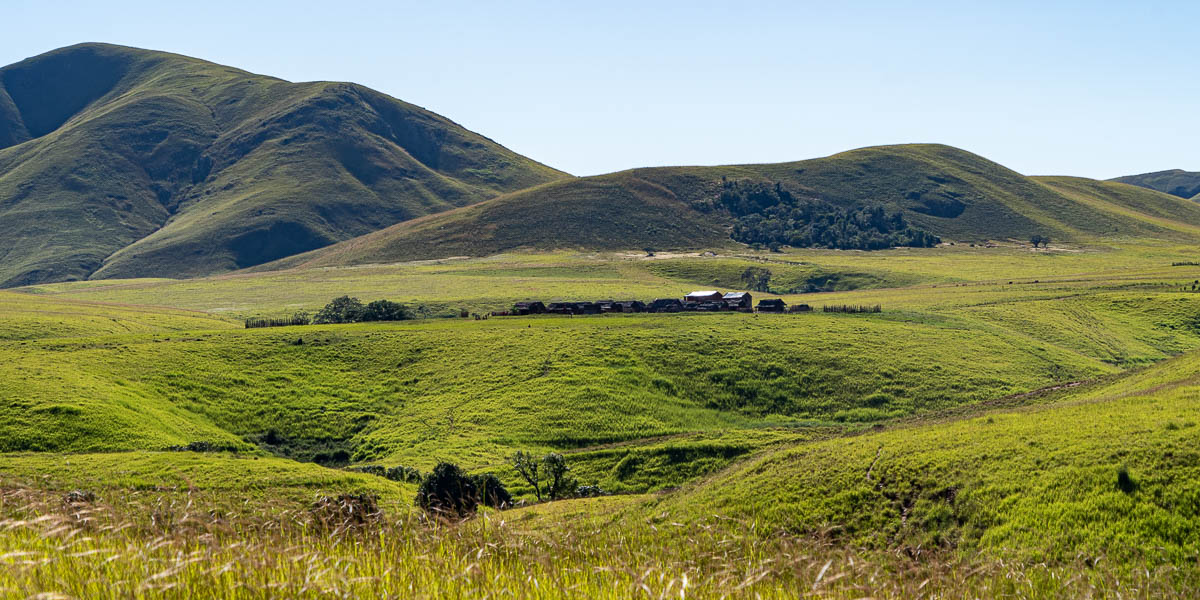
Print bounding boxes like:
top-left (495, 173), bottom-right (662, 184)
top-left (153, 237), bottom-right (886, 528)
top-left (415, 463), bottom-right (477, 518)
top-left (472, 473), bottom-right (513, 508)
top-left (362, 300), bottom-right (410, 322)
top-left (575, 485), bottom-right (609, 498)
top-left (385, 465), bottom-right (423, 484)
top-left (313, 296), bottom-right (365, 324)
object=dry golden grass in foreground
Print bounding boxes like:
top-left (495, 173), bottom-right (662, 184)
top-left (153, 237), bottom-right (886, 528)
top-left (0, 487), bottom-right (1194, 599)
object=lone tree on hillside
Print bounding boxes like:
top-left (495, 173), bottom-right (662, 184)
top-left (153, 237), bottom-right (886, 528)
top-left (542, 452), bottom-right (575, 500)
top-left (510, 451), bottom-right (576, 502)
top-left (1030, 235), bottom-right (1051, 248)
top-left (511, 450), bottom-right (543, 502)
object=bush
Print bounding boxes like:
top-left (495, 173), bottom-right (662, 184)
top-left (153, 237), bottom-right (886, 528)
top-left (472, 473), bottom-right (513, 508)
top-left (415, 463), bottom-right (478, 518)
top-left (575, 485), bottom-right (609, 498)
top-left (385, 465), bottom-right (423, 484)
top-left (313, 296), bottom-right (365, 324)
top-left (362, 300), bottom-right (410, 322)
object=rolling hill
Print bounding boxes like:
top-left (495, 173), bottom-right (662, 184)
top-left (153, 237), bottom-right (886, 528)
top-left (1112, 169), bottom-right (1200, 200)
top-left (265, 144), bottom-right (1200, 270)
top-left (0, 43), bottom-right (567, 287)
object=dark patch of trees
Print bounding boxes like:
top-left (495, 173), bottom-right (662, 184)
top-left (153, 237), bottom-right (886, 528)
top-left (413, 463), bottom-right (515, 519)
top-left (312, 296), bottom-right (411, 324)
top-left (1030, 235), bottom-right (1051, 248)
top-left (716, 180), bottom-right (940, 250)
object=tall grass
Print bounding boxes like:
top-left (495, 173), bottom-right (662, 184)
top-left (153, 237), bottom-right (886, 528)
top-left (0, 486), bottom-right (1193, 599)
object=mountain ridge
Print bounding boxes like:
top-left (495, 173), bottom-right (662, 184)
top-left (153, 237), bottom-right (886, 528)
top-left (1111, 169), bottom-right (1200, 201)
top-left (0, 43), bottom-right (567, 286)
top-left (261, 144), bottom-right (1200, 271)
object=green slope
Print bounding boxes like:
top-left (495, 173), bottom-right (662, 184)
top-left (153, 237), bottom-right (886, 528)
top-left (0, 43), bottom-right (567, 287)
top-left (265, 144), bottom-right (1200, 270)
top-left (669, 348), bottom-right (1200, 564)
top-left (1112, 169), bottom-right (1200, 200)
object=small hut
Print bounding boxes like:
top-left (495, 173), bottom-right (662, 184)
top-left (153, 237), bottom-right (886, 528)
top-left (513, 301), bottom-right (547, 315)
top-left (757, 298), bottom-right (787, 313)
top-left (788, 303), bottom-right (813, 313)
top-left (649, 298), bottom-right (684, 313)
top-left (684, 290), bottom-right (725, 304)
top-left (723, 292), bottom-right (752, 310)
top-left (615, 300), bottom-right (646, 313)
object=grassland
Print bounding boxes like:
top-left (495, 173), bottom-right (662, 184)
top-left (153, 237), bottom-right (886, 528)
top-left (6, 243), bottom-right (1200, 596)
top-left (0, 43), bottom-right (566, 286)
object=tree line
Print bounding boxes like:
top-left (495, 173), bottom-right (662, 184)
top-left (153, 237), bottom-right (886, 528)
top-left (245, 296), bottom-right (412, 328)
top-left (710, 179), bottom-right (941, 251)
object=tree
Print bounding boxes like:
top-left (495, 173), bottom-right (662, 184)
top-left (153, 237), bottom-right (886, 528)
top-left (361, 299), bottom-right (409, 322)
top-left (510, 451), bottom-right (543, 502)
top-left (1030, 235), bottom-right (1044, 248)
top-left (741, 267), bottom-right (772, 293)
top-left (313, 296), bottom-right (365, 324)
top-left (542, 453), bottom-right (576, 501)
top-left (414, 462), bottom-right (478, 519)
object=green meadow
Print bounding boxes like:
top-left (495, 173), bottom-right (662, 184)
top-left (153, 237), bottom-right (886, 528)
top-left (5, 243), bottom-right (1200, 597)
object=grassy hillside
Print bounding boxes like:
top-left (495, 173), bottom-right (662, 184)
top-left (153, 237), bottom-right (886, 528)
top-left (265, 145), bottom-right (1200, 270)
top-left (669, 347), bottom-right (1200, 564)
top-left (0, 289), bottom-right (237, 341)
top-left (8, 253), bottom-right (1200, 472)
top-left (0, 43), bottom-right (566, 287)
top-left (7, 246), bottom-right (1200, 595)
top-left (1112, 169), bottom-right (1200, 200)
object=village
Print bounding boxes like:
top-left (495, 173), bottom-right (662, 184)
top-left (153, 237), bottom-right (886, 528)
top-left (499, 291), bottom-right (812, 316)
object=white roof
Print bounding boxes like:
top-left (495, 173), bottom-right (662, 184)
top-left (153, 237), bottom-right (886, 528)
top-left (686, 290), bottom-right (720, 296)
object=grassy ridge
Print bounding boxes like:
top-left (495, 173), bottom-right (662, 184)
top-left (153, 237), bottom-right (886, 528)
top-left (263, 145), bottom-right (1200, 270)
top-left (0, 43), bottom-right (566, 286)
top-left (668, 348), bottom-right (1200, 564)
top-left (1112, 169), bottom-right (1200, 200)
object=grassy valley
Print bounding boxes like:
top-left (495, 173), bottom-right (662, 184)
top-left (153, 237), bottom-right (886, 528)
top-left (6, 42), bottom-right (1200, 599)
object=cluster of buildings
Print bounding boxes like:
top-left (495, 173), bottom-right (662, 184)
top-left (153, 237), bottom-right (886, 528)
top-left (504, 291), bottom-right (811, 316)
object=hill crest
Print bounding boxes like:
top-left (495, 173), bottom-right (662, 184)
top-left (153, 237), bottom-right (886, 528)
top-left (0, 43), bottom-right (567, 286)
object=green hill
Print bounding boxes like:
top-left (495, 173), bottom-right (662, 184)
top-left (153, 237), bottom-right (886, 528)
top-left (1112, 169), bottom-right (1200, 200)
top-left (265, 144), bottom-right (1200, 270)
top-left (0, 43), bottom-right (567, 287)
top-left (669, 346), bottom-right (1200, 564)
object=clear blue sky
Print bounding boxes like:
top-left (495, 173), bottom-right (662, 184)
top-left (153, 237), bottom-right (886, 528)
top-left (4, 1), bottom-right (1197, 178)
